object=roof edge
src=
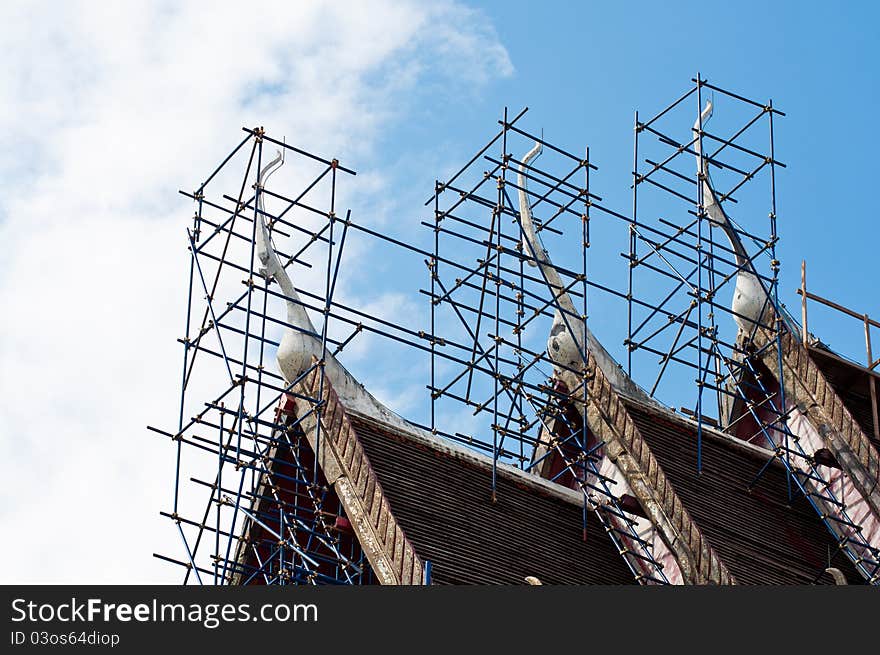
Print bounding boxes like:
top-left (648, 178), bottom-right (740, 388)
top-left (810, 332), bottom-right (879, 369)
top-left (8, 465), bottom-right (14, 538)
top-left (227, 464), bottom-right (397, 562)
top-left (758, 328), bottom-right (880, 520)
top-left (574, 353), bottom-right (735, 585)
top-left (295, 362), bottom-right (426, 585)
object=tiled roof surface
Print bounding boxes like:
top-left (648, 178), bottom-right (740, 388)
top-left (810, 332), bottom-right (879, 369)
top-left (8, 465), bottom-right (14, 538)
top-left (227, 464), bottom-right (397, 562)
top-left (353, 415), bottom-right (636, 585)
top-left (623, 398), bottom-right (862, 584)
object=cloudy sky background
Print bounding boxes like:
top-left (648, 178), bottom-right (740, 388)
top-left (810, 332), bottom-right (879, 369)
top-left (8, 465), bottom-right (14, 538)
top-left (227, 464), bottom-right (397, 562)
top-left (1, 0), bottom-right (877, 583)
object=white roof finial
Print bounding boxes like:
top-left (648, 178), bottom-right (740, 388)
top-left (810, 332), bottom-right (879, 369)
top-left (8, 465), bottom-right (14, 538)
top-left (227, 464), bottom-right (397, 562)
top-left (692, 102), bottom-right (768, 336)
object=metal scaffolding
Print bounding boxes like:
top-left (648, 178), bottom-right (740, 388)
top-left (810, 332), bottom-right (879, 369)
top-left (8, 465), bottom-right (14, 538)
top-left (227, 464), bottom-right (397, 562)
top-left (626, 76), bottom-right (786, 461)
top-left (627, 76), bottom-right (880, 583)
top-left (150, 113), bottom-right (671, 584)
top-left (152, 76), bottom-right (879, 585)
top-left (423, 109), bottom-right (669, 583)
top-left (798, 260), bottom-right (880, 445)
top-left (149, 129), bottom-right (381, 584)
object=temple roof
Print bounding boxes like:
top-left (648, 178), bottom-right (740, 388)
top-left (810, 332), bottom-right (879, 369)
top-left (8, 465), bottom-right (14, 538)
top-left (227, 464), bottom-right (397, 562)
top-left (353, 412), bottom-right (635, 585)
top-left (808, 345), bottom-right (880, 450)
top-left (234, 354), bottom-right (870, 584)
top-left (622, 396), bottom-right (862, 584)
top-left (234, 364), bottom-right (639, 585)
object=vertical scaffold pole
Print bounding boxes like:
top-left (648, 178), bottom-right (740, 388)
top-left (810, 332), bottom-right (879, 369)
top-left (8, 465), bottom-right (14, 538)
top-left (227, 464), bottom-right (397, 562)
top-left (581, 146), bottom-right (591, 541)
top-left (491, 108), bottom-right (508, 503)
top-left (695, 76), bottom-right (705, 474)
top-left (629, 111), bottom-right (639, 377)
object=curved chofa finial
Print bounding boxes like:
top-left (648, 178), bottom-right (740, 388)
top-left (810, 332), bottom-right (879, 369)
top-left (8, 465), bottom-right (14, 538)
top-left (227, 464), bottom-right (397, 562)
top-left (255, 152), bottom-right (415, 429)
top-left (517, 142), bottom-right (648, 399)
top-left (255, 151), bottom-right (318, 380)
top-left (518, 142), bottom-right (583, 374)
top-left (692, 101), bottom-right (769, 340)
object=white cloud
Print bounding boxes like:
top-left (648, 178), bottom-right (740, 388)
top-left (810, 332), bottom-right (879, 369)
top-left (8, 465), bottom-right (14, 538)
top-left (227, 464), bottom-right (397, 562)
top-left (0, 0), bottom-right (511, 583)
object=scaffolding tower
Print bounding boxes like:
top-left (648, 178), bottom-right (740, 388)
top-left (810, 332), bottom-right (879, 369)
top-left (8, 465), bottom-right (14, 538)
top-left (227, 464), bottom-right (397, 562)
top-left (423, 109), bottom-right (670, 582)
top-left (151, 77), bottom-right (880, 585)
top-left (627, 76), bottom-right (880, 582)
top-left (149, 129), bottom-right (383, 584)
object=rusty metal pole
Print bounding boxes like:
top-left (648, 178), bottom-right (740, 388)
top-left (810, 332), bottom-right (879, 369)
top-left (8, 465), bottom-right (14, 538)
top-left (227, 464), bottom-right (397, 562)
top-left (801, 260), bottom-right (808, 345)
top-left (865, 314), bottom-right (879, 444)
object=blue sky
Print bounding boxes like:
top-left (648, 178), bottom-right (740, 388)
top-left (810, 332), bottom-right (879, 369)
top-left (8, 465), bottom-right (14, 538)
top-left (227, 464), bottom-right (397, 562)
top-left (416, 0), bottom-right (877, 361)
top-left (354, 0), bottom-right (879, 420)
top-left (0, 0), bottom-right (876, 583)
